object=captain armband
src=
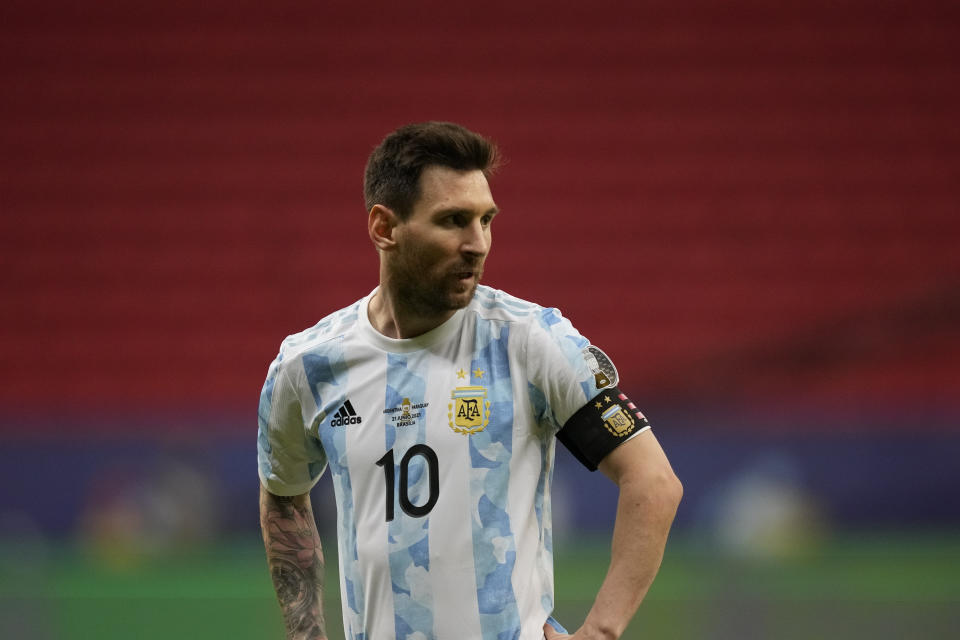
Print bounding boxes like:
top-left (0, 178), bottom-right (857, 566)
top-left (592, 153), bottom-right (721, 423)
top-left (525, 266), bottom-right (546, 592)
top-left (556, 387), bottom-right (651, 471)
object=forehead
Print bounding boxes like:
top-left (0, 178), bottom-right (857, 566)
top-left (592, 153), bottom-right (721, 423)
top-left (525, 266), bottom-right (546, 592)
top-left (415, 165), bottom-right (496, 214)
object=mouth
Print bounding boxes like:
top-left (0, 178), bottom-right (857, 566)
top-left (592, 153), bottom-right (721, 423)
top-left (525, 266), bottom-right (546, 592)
top-left (452, 265), bottom-right (478, 279)
top-left (451, 263), bottom-right (483, 287)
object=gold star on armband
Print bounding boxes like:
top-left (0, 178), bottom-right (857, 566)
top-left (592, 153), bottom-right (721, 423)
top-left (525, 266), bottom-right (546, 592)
top-left (456, 368), bottom-right (467, 379)
top-left (473, 368), bottom-right (485, 379)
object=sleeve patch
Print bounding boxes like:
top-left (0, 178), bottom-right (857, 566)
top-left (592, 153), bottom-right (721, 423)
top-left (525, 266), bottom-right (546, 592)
top-left (582, 345), bottom-right (619, 389)
top-left (556, 387), bottom-right (650, 471)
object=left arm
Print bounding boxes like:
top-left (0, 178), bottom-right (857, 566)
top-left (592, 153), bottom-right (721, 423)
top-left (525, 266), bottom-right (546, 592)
top-left (547, 430), bottom-right (682, 640)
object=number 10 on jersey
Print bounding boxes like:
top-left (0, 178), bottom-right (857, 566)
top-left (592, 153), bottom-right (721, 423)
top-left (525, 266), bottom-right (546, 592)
top-left (375, 444), bottom-right (439, 522)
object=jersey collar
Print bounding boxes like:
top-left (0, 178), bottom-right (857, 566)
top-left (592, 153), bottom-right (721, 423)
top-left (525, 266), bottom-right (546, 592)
top-left (357, 287), bottom-right (467, 353)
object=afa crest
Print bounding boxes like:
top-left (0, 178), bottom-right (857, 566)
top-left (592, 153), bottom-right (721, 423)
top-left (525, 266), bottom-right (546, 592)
top-left (448, 385), bottom-right (491, 435)
top-left (601, 403), bottom-right (635, 437)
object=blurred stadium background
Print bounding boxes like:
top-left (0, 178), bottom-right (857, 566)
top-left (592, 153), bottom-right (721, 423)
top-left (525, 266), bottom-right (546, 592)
top-left (2, 1), bottom-right (958, 638)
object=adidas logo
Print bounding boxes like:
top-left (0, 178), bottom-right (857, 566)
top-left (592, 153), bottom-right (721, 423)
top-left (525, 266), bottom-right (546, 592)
top-left (330, 400), bottom-right (362, 427)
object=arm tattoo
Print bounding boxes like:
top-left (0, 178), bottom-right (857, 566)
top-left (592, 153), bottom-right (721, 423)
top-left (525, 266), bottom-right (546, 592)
top-left (260, 489), bottom-right (327, 640)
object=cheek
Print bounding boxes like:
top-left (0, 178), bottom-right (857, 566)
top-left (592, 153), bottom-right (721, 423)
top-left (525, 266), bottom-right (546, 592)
top-left (421, 235), bottom-right (460, 260)
top-left (400, 238), bottom-right (446, 271)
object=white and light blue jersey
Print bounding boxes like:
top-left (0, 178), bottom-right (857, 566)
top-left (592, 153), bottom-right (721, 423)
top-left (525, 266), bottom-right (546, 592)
top-left (258, 285), bottom-right (647, 640)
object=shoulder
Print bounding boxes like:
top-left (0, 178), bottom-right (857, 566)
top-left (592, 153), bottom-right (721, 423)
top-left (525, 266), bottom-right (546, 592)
top-left (273, 298), bottom-right (364, 368)
top-left (469, 286), bottom-right (581, 344)
top-left (468, 285), bottom-right (565, 328)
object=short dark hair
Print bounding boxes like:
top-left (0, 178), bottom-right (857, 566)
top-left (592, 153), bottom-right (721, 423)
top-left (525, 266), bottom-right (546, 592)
top-left (363, 121), bottom-right (500, 219)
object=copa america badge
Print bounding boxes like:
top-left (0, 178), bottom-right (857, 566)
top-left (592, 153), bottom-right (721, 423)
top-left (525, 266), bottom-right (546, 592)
top-left (582, 345), bottom-right (619, 389)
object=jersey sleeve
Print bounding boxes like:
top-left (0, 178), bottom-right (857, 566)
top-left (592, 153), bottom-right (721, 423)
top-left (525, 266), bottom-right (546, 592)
top-left (257, 352), bottom-right (328, 496)
top-left (526, 307), bottom-right (650, 471)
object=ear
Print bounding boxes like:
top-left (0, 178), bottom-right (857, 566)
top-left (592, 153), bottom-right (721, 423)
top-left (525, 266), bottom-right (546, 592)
top-left (368, 204), bottom-right (400, 251)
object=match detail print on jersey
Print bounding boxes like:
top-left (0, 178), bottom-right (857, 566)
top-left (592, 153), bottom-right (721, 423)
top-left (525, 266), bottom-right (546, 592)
top-left (556, 387), bottom-right (651, 470)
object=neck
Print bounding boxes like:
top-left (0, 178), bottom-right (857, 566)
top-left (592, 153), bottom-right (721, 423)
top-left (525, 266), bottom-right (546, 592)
top-left (368, 281), bottom-right (457, 340)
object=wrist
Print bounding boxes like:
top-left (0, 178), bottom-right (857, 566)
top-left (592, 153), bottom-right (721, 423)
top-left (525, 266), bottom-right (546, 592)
top-left (577, 621), bottom-right (620, 640)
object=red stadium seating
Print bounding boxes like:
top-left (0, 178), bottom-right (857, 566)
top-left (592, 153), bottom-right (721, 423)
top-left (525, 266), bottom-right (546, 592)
top-left (2, 0), bottom-right (958, 424)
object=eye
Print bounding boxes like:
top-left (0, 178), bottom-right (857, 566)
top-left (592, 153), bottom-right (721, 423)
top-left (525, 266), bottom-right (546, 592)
top-left (481, 214), bottom-right (494, 227)
top-left (442, 214), bottom-right (466, 228)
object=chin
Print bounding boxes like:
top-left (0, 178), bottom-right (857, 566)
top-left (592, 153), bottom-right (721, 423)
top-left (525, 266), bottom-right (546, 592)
top-left (447, 284), bottom-right (477, 308)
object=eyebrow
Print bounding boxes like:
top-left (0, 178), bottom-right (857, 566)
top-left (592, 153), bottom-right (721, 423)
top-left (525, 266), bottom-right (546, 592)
top-left (434, 206), bottom-right (500, 218)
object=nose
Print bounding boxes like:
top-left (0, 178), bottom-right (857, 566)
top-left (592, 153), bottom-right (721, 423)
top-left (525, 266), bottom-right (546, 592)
top-left (461, 219), bottom-right (490, 258)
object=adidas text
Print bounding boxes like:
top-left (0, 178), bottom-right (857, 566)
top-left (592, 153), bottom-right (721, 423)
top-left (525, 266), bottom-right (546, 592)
top-left (330, 400), bottom-right (362, 427)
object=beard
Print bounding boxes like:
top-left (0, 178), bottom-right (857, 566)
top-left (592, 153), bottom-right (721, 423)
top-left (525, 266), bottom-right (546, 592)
top-left (389, 243), bottom-right (484, 318)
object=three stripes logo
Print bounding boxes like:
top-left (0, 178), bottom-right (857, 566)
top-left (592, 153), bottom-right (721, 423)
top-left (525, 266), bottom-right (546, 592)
top-left (330, 400), bottom-right (362, 427)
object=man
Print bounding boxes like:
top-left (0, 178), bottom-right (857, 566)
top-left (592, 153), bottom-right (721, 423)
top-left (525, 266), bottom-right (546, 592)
top-left (258, 122), bottom-right (682, 640)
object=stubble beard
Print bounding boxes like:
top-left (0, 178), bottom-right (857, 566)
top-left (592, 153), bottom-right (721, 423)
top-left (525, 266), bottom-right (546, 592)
top-left (391, 247), bottom-right (483, 318)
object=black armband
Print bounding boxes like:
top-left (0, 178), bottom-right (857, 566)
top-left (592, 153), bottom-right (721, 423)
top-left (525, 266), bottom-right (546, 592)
top-left (556, 387), bottom-right (651, 471)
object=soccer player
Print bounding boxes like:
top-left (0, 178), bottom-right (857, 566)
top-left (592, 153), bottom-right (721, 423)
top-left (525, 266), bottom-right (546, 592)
top-left (258, 122), bottom-right (682, 640)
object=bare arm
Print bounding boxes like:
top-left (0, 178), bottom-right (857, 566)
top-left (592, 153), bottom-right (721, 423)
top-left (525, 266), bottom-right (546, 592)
top-left (259, 485), bottom-right (327, 640)
top-left (547, 430), bottom-right (683, 640)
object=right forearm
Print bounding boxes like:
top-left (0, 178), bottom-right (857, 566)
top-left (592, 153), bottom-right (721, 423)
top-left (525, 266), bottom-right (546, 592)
top-left (259, 486), bottom-right (327, 640)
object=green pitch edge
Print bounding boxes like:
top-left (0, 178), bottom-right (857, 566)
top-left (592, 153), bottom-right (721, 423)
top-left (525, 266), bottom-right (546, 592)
top-left (1, 532), bottom-right (958, 602)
